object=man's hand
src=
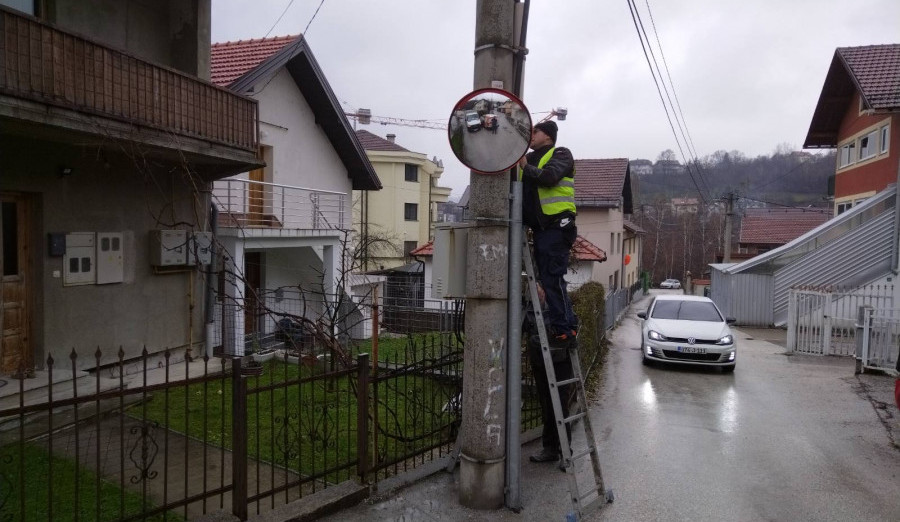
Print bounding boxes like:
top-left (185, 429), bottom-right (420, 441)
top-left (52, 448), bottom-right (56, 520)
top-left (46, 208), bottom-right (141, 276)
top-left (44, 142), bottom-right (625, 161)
top-left (517, 156), bottom-right (527, 169)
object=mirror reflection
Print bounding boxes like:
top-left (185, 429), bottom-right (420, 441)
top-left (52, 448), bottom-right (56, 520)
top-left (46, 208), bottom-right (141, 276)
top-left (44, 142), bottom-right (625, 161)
top-left (447, 88), bottom-right (532, 174)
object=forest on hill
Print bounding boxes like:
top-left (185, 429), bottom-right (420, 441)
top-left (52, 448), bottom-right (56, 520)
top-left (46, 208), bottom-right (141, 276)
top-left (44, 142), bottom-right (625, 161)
top-left (631, 147), bottom-right (837, 208)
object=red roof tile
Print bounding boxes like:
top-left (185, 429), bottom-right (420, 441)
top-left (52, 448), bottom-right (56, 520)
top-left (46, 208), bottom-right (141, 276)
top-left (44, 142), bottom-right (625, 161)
top-left (410, 235), bottom-right (606, 262)
top-left (739, 208), bottom-right (833, 246)
top-left (574, 159), bottom-right (629, 203)
top-left (355, 130), bottom-right (410, 153)
top-left (572, 235), bottom-right (607, 262)
top-left (839, 44), bottom-right (900, 110)
top-left (210, 35), bottom-right (299, 87)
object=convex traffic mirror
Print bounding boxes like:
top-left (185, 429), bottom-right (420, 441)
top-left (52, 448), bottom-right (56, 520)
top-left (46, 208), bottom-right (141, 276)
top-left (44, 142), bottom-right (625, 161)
top-left (447, 88), bottom-right (532, 174)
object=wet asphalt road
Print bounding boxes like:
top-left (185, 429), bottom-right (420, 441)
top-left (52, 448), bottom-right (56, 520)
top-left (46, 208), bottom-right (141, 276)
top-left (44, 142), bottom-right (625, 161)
top-left (593, 290), bottom-right (900, 521)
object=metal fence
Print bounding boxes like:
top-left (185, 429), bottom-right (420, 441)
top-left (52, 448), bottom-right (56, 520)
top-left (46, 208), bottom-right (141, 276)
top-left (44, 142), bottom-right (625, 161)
top-left (212, 179), bottom-right (347, 231)
top-left (604, 287), bottom-right (630, 331)
top-left (787, 284), bottom-right (894, 356)
top-left (856, 307), bottom-right (900, 373)
top-left (0, 297), bottom-right (543, 521)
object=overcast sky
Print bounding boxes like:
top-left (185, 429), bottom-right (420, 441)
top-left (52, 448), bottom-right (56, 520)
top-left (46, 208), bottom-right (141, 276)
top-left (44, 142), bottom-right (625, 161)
top-left (212, 0), bottom-right (900, 199)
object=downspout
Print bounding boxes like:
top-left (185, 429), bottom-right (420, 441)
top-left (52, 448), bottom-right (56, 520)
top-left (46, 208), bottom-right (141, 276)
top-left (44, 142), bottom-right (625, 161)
top-left (891, 163), bottom-right (900, 274)
top-left (205, 201), bottom-right (219, 358)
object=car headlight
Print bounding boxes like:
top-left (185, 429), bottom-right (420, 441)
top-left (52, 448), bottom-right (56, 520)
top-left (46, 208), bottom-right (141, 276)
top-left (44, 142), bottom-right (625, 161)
top-left (648, 330), bottom-right (667, 341)
top-left (716, 334), bottom-right (734, 345)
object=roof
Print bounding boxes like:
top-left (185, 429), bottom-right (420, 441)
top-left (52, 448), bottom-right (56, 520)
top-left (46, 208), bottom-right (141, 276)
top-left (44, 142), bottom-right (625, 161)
top-left (211, 35), bottom-right (298, 87)
top-left (355, 130), bottom-right (411, 153)
top-left (574, 158), bottom-right (633, 213)
top-left (572, 235), bottom-right (607, 262)
top-left (739, 208), bottom-right (833, 245)
top-left (805, 44), bottom-right (900, 148)
top-left (623, 220), bottom-right (646, 234)
top-left (410, 235), bottom-right (606, 262)
top-left (210, 35), bottom-right (381, 191)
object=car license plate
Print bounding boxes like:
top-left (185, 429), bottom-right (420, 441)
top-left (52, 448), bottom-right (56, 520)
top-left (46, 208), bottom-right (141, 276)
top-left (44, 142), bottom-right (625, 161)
top-left (677, 346), bottom-right (706, 354)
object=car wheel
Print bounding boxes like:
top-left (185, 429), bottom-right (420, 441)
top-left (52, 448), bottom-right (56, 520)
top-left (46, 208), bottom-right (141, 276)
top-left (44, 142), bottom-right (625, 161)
top-left (722, 364), bottom-right (735, 373)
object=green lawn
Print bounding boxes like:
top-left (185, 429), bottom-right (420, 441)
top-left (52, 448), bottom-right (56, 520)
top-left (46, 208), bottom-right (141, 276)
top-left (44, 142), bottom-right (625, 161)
top-left (131, 359), bottom-right (461, 483)
top-left (0, 443), bottom-right (183, 522)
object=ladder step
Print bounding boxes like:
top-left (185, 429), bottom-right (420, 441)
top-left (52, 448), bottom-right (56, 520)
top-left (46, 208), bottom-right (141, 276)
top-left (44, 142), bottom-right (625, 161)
top-left (562, 411), bottom-right (586, 424)
top-left (570, 446), bottom-right (595, 461)
top-left (556, 376), bottom-right (580, 386)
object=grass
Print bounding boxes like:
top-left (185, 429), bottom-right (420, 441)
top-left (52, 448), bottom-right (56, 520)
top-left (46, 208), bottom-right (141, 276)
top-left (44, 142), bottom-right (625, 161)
top-left (0, 443), bottom-right (183, 522)
top-left (130, 358), bottom-right (461, 483)
top-left (350, 331), bottom-right (459, 362)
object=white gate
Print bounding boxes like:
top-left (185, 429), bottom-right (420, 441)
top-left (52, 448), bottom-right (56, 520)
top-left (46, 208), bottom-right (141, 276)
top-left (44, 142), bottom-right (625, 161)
top-left (787, 284), bottom-right (894, 356)
top-left (858, 307), bottom-right (900, 373)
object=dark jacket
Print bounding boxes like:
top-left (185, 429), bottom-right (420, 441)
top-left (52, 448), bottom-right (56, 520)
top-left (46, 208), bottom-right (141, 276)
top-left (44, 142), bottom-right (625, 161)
top-left (520, 144), bottom-right (576, 230)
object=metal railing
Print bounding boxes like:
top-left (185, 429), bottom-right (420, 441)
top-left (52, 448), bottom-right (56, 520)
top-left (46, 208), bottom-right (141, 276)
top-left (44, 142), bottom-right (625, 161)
top-left (0, 6), bottom-right (258, 152)
top-left (604, 287), bottom-right (630, 331)
top-left (856, 306), bottom-right (900, 373)
top-left (212, 179), bottom-right (347, 231)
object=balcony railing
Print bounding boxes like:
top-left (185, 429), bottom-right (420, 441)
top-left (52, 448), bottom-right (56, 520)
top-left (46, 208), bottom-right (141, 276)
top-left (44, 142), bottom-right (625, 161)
top-left (0, 7), bottom-right (258, 152)
top-left (213, 178), bottom-right (347, 231)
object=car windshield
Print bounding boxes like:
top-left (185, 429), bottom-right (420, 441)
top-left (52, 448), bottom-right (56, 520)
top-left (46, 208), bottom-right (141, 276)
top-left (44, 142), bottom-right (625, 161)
top-left (651, 300), bottom-right (722, 322)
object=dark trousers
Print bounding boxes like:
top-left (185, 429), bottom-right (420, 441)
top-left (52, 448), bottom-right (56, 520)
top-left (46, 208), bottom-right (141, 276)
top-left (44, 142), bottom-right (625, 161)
top-left (532, 223), bottom-right (578, 334)
top-left (527, 334), bottom-right (574, 452)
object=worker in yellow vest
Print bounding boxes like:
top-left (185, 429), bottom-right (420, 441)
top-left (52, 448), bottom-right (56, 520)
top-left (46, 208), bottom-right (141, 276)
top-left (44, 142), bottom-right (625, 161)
top-left (517, 120), bottom-right (578, 349)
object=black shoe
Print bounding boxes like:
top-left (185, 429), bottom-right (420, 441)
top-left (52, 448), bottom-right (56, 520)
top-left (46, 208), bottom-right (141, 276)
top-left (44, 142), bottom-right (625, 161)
top-left (529, 448), bottom-right (560, 463)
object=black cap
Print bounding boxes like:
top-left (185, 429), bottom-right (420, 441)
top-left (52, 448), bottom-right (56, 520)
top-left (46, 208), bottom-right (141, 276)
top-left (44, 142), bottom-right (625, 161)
top-left (534, 120), bottom-right (558, 143)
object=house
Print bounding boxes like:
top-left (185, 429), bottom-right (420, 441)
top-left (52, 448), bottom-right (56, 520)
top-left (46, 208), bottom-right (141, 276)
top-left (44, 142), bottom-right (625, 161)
top-left (804, 44), bottom-right (899, 215)
top-left (209, 35), bottom-right (381, 354)
top-left (354, 130), bottom-right (452, 271)
top-left (671, 197), bottom-right (699, 215)
top-left (0, 2), bottom-right (261, 374)
top-left (409, 235), bottom-right (606, 297)
top-left (622, 220), bottom-right (646, 290)
top-left (573, 159), bottom-right (636, 292)
top-left (738, 208), bottom-right (833, 255)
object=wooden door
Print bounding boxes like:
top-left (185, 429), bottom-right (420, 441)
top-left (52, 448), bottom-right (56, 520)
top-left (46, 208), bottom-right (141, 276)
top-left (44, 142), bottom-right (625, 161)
top-left (248, 152), bottom-right (264, 226)
top-left (244, 252), bottom-right (262, 335)
top-left (0, 194), bottom-right (30, 375)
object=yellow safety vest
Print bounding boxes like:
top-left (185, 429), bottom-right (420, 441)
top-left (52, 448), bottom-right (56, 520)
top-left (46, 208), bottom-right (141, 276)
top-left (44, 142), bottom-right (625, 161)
top-left (519, 147), bottom-right (576, 216)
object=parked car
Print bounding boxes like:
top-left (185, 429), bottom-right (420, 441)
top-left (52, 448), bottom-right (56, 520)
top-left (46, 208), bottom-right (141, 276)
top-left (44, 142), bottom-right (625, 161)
top-left (659, 278), bottom-right (681, 289)
top-left (637, 295), bottom-right (737, 372)
top-left (465, 111), bottom-right (482, 132)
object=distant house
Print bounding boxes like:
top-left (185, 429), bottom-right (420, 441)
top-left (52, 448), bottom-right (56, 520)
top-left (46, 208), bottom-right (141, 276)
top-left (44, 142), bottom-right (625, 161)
top-left (671, 197), bottom-right (699, 215)
top-left (738, 208), bottom-right (833, 255)
top-left (629, 159), bottom-right (653, 176)
top-left (210, 34), bottom-right (381, 354)
top-left (354, 131), bottom-right (452, 271)
top-left (573, 159), bottom-right (635, 291)
top-left (623, 220), bottom-right (646, 290)
top-left (804, 44), bottom-right (899, 215)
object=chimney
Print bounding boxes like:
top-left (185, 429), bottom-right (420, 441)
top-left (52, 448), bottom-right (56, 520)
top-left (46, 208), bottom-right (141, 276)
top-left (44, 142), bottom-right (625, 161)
top-left (386, 133), bottom-right (396, 143)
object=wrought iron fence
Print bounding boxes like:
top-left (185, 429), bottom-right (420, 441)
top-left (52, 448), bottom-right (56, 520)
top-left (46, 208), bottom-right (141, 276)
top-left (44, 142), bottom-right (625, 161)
top-left (0, 295), bottom-right (545, 521)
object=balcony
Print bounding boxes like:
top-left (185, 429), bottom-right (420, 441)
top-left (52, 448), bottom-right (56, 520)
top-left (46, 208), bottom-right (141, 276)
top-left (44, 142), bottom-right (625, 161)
top-left (0, 7), bottom-right (259, 175)
top-left (213, 178), bottom-right (347, 235)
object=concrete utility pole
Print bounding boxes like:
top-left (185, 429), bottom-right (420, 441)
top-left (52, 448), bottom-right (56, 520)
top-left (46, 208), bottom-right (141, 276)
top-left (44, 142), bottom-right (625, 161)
top-left (723, 192), bottom-right (735, 263)
top-left (458, 0), bottom-right (517, 509)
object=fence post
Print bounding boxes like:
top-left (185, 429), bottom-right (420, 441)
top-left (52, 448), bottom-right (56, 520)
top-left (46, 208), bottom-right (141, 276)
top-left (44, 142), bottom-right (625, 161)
top-left (231, 358), bottom-right (248, 520)
top-left (855, 305), bottom-right (872, 374)
top-left (786, 289), bottom-right (797, 353)
top-left (356, 353), bottom-right (370, 484)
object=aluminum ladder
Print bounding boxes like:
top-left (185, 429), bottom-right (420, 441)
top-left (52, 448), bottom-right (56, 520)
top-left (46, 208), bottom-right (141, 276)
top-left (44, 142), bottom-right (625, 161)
top-left (522, 239), bottom-right (614, 520)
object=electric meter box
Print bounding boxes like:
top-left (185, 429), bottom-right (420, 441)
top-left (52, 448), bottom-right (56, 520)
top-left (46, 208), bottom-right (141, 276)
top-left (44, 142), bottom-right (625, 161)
top-left (150, 230), bottom-right (187, 266)
top-left (432, 223), bottom-right (471, 298)
top-left (64, 232), bottom-right (96, 285)
top-left (187, 232), bottom-right (213, 266)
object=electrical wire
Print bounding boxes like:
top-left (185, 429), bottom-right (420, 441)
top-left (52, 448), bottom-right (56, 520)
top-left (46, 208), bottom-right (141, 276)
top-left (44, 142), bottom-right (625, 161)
top-left (263, 0), bottom-right (297, 39)
top-left (625, 0), bottom-right (710, 203)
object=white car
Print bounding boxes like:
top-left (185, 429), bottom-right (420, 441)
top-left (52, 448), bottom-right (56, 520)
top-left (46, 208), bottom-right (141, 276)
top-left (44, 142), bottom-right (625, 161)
top-left (637, 295), bottom-right (736, 372)
top-left (659, 278), bottom-right (681, 289)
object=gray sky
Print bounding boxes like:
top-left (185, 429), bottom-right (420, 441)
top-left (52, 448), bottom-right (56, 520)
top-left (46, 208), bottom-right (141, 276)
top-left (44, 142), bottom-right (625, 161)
top-left (212, 0), bottom-right (900, 199)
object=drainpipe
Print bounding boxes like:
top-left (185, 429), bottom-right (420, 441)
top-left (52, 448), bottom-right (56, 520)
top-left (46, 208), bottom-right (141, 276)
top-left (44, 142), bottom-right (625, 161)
top-left (205, 202), bottom-right (219, 358)
top-left (891, 163), bottom-right (900, 275)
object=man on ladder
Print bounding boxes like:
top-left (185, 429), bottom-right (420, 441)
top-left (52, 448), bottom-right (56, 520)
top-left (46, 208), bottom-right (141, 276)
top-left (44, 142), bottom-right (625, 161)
top-left (516, 119), bottom-right (579, 464)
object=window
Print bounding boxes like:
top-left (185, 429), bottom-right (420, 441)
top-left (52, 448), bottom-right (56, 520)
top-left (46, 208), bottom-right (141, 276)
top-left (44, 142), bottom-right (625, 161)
top-left (881, 126), bottom-right (890, 154)
top-left (838, 142), bottom-right (855, 168)
top-left (404, 241), bottom-right (418, 256)
top-left (837, 201), bottom-right (853, 215)
top-left (405, 164), bottom-right (418, 182)
top-left (610, 233), bottom-right (615, 255)
top-left (404, 203), bottom-right (418, 221)
top-left (859, 130), bottom-right (878, 160)
top-left (1, 202), bottom-right (18, 276)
